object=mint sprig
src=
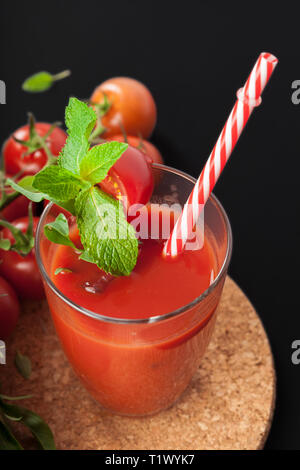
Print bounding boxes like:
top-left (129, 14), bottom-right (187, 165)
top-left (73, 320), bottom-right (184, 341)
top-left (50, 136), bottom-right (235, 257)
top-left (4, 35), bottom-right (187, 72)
top-left (8, 97), bottom-right (138, 277)
top-left (79, 142), bottom-right (127, 185)
top-left (33, 166), bottom-right (91, 201)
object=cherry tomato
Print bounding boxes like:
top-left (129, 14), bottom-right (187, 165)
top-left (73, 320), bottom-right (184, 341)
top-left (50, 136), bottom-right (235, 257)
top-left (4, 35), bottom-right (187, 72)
top-left (98, 144), bottom-right (154, 208)
top-left (0, 187), bottom-right (35, 222)
top-left (91, 77), bottom-right (157, 139)
top-left (107, 134), bottom-right (163, 165)
top-left (0, 217), bottom-right (44, 300)
top-left (0, 276), bottom-right (20, 340)
top-left (3, 123), bottom-right (67, 176)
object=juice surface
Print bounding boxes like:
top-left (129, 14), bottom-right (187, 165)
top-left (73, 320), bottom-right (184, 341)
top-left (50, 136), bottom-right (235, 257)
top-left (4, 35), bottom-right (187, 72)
top-left (45, 205), bottom-right (222, 415)
top-left (50, 226), bottom-right (217, 319)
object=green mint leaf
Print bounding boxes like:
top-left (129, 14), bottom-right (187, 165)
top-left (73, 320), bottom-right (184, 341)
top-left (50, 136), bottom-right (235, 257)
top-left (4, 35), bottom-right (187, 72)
top-left (0, 238), bottom-right (11, 250)
top-left (0, 420), bottom-right (23, 450)
top-left (7, 176), bottom-right (47, 202)
top-left (44, 213), bottom-right (77, 249)
top-left (33, 165), bottom-right (90, 201)
top-left (22, 71), bottom-right (53, 92)
top-left (74, 186), bottom-right (138, 276)
top-left (79, 142), bottom-right (128, 185)
top-left (14, 351), bottom-right (32, 380)
top-left (0, 401), bottom-right (55, 450)
top-left (54, 267), bottom-right (72, 275)
top-left (58, 98), bottom-right (96, 174)
top-left (22, 70), bottom-right (71, 93)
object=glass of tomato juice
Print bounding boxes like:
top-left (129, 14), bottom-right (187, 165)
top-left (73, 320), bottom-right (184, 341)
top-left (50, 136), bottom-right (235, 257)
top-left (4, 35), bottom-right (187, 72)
top-left (36, 164), bottom-right (232, 416)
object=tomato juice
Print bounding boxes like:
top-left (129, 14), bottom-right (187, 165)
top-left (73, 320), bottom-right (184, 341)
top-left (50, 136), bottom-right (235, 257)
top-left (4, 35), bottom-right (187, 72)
top-left (51, 220), bottom-right (216, 319)
top-left (37, 166), bottom-right (231, 416)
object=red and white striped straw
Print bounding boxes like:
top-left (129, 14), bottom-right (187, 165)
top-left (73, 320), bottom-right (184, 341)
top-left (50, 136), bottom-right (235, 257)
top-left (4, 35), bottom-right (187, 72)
top-left (163, 52), bottom-right (278, 258)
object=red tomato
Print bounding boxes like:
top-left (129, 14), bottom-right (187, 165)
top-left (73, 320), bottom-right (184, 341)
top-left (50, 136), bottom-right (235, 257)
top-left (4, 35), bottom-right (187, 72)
top-left (0, 187), bottom-right (35, 222)
top-left (3, 123), bottom-right (67, 176)
top-left (0, 276), bottom-right (20, 340)
top-left (0, 217), bottom-right (44, 300)
top-left (98, 144), bottom-right (154, 208)
top-left (91, 77), bottom-right (157, 139)
top-left (108, 135), bottom-right (163, 165)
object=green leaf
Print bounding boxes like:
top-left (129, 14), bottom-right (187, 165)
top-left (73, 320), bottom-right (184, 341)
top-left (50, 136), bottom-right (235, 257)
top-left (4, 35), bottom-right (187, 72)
top-left (74, 186), bottom-right (138, 276)
top-left (33, 165), bottom-right (90, 201)
top-left (0, 420), bottom-right (23, 450)
top-left (7, 176), bottom-right (47, 202)
top-left (0, 238), bottom-right (11, 250)
top-left (22, 71), bottom-right (53, 92)
top-left (79, 142), bottom-right (128, 185)
top-left (0, 401), bottom-right (55, 450)
top-left (14, 351), bottom-right (31, 380)
top-left (22, 70), bottom-right (71, 93)
top-left (54, 268), bottom-right (72, 275)
top-left (58, 98), bottom-right (96, 174)
top-left (44, 213), bottom-right (77, 249)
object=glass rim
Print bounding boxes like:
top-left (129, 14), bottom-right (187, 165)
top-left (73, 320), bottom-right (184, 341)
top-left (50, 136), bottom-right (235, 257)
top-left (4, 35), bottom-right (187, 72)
top-left (35, 163), bottom-right (233, 325)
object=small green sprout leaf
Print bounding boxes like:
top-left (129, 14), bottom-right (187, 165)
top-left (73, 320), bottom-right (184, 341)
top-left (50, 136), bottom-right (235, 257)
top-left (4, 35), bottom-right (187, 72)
top-left (22, 70), bottom-right (71, 93)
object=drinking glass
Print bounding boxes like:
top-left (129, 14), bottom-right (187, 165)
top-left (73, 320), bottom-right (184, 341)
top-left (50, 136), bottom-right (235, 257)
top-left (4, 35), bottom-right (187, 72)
top-left (36, 164), bottom-right (232, 416)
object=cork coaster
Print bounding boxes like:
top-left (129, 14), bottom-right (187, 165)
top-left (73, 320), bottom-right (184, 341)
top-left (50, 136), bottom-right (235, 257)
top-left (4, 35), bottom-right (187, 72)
top-left (1, 277), bottom-right (275, 450)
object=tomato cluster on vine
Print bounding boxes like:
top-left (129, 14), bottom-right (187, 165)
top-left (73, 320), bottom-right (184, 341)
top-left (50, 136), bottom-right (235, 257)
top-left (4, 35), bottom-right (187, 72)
top-left (0, 76), bottom-right (162, 340)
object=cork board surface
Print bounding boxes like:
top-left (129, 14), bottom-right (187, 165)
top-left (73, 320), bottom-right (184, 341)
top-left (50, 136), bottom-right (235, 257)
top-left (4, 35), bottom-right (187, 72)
top-left (1, 277), bottom-right (275, 450)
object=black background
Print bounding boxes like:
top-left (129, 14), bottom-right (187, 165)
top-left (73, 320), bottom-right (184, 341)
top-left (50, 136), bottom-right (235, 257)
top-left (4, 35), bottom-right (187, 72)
top-left (1, 1), bottom-right (300, 450)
